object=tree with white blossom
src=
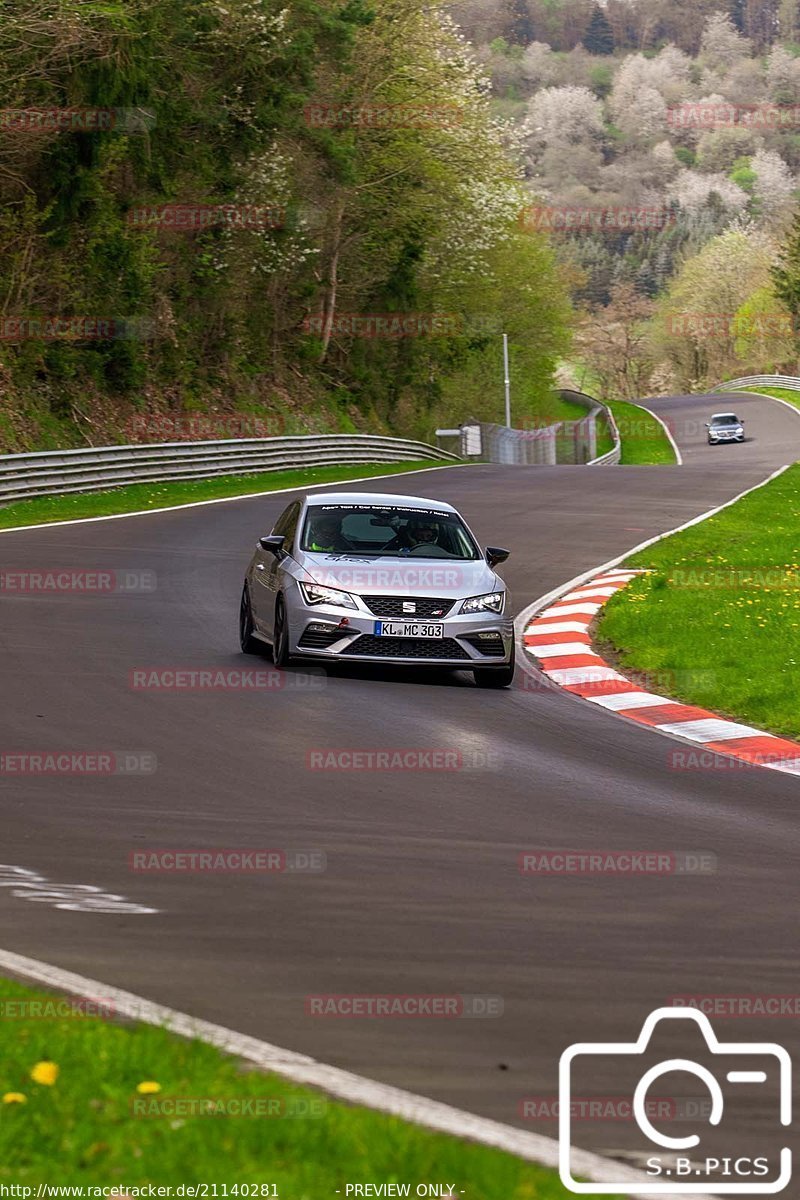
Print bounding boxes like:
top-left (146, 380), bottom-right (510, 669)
top-left (765, 45), bottom-right (800, 101)
top-left (520, 40), bottom-right (558, 90)
top-left (524, 84), bottom-right (605, 150)
top-left (750, 148), bottom-right (796, 218)
top-left (668, 169), bottom-right (749, 215)
top-left (699, 13), bottom-right (752, 70)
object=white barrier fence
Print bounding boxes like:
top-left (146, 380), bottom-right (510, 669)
top-left (438, 392), bottom-right (620, 466)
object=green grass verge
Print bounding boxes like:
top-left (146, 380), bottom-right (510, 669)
top-left (596, 463), bottom-right (800, 739)
top-left (0, 977), bottom-right (621, 1197)
top-left (0, 461), bottom-right (453, 531)
top-left (602, 400), bottom-right (676, 465)
top-left (553, 397), bottom-right (591, 423)
top-left (549, 394), bottom-right (616, 461)
top-left (593, 414), bottom-right (615, 460)
top-left (738, 385), bottom-right (800, 410)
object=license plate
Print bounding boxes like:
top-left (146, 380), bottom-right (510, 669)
top-left (374, 621), bottom-right (445, 638)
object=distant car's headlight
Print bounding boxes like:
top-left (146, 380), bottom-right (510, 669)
top-left (459, 592), bottom-right (505, 615)
top-left (299, 582), bottom-right (358, 610)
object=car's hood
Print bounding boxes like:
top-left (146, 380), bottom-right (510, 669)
top-left (297, 552), bottom-right (502, 598)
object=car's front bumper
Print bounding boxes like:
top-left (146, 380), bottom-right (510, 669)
top-left (287, 596), bottom-right (514, 665)
top-left (709, 431), bottom-right (743, 441)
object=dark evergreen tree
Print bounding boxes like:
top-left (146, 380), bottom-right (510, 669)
top-left (584, 4), bottom-right (615, 53)
top-left (507, 0), bottom-right (534, 44)
top-left (730, 0), bottom-right (747, 31)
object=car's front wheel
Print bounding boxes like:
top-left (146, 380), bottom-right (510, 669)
top-left (239, 584), bottom-right (262, 655)
top-left (473, 641), bottom-right (515, 689)
top-left (273, 595), bottom-right (293, 668)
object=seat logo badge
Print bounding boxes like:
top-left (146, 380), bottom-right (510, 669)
top-left (403, 602), bottom-right (416, 614)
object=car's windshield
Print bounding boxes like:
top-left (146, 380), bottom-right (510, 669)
top-left (300, 504), bottom-right (480, 559)
top-left (711, 415), bottom-right (739, 426)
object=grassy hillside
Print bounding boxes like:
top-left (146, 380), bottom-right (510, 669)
top-left (0, 0), bottom-right (572, 454)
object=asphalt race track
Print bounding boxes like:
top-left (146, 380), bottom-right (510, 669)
top-left (2, 388), bottom-right (799, 1169)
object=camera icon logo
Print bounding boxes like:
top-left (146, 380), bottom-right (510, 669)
top-left (559, 1007), bottom-right (791, 1194)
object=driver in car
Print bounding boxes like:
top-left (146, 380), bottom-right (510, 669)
top-left (403, 516), bottom-right (441, 551)
top-left (308, 514), bottom-right (349, 553)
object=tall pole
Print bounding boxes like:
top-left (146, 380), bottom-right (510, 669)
top-left (503, 333), bottom-right (511, 427)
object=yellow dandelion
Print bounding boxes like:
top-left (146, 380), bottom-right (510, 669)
top-left (2, 1093), bottom-right (26, 1105)
top-left (136, 1081), bottom-right (161, 1095)
top-left (30, 1061), bottom-right (59, 1087)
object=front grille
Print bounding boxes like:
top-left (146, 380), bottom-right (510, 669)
top-left (362, 595), bottom-right (454, 619)
top-left (298, 625), bottom-right (348, 650)
top-left (461, 633), bottom-right (505, 657)
top-left (342, 635), bottom-right (469, 660)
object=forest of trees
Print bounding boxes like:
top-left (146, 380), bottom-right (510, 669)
top-left (6, 0), bottom-right (800, 452)
top-left (454, 0), bottom-right (800, 393)
top-left (0, 0), bottom-right (571, 452)
top-left (453, 0), bottom-right (800, 58)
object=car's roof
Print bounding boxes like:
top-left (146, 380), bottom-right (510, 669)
top-left (305, 491), bottom-right (457, 513)
top-left (710, 411), bottom-right (740, 419)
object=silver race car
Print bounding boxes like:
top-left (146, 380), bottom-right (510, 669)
top-left (239, 492), bottom-right (514, 687)
top-left (706, 412), bottom-right (745, 444)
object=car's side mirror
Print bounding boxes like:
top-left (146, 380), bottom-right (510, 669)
top-left (704, 422), bottom-right (710, 428)
top-left (259, 534), bottom-right (285, 556)
top-left (486, 546), bottom-right (510, 568)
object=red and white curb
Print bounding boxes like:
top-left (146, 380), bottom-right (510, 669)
top-left (523, 569), bottom-right (800, 777)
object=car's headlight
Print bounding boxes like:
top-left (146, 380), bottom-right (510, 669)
top-left (299, 582), bottom-right (358, 609)
top-left (459, 591), bottom-right (505, 615)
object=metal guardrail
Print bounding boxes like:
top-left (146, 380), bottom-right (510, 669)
top-left (0, 434), bottom-right (459, 506)
top-left (587, 410), bottom-right (621, 464)
top-left (562, 389), bottom-right (622, 466)
top-left (715, 374), bottom-right (800, 392)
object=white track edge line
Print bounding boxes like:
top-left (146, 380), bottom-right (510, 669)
top-left (3, 422), bottom-right (778, 1195)
top-left (0, 463), bottom-right (472, 536)
top-left (0, 949), bottom-right (714, 1199)
top-left (725, 387), bottom-right (800, 426)
top-left (0, 443), bottom-right (742, 1192)
top-left (514, 463), bottom-right (792, 771)
top-left (4, 389), bottom-right (796, 538)
top-left (617, 399), bottom-right (683, 466)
